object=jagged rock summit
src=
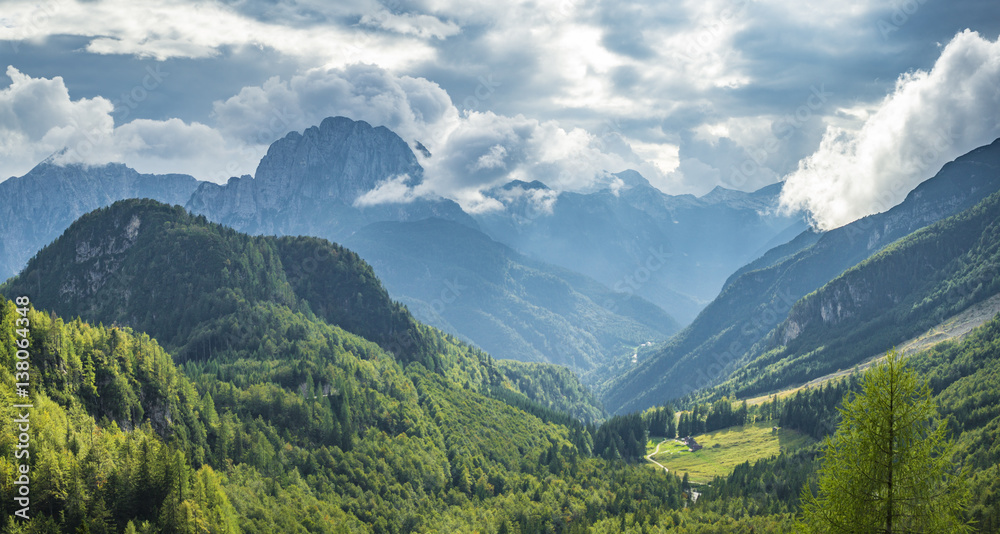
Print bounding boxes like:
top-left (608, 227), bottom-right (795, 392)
top-left (186, 116), bottom-right (473, 239)
top-left (255, 116), bottom-right (424, 206)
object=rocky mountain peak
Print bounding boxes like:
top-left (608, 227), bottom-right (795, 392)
top-left (185, 116), bottom-right (472, 239)
top-left (252, 116), bottom-right (423, 209)
top-left (613, 169), bottom-right (651, 188)
top-left (699, 185), bottom-right (739, 202)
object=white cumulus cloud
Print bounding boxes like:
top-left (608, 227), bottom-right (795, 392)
top-left (421, 110), bottom-right (660, 210)
top-left (780, 30), bottom-right (1000, 230)
top-left (0, 66), bottom-right (115, 176)
top-left (353, 174), bottom-right (423, 207)
top-left (211, 63), bottom-right (460, 156)
top-left (0, 67), bottom-right (246, 179)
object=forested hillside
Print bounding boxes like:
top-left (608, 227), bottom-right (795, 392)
top-left (0, 201), bottom-right (799, 532)
top-left (3, 200), bottom-right (427, 369)
top-left (0, 298), bottom-right (689, 532)
top-left (721, 188), bottom-right (1000, 398)
top-left (601, 137), bottom-right (1000, 414)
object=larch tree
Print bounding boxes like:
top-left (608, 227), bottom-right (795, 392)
top-left (801, 349), bottom-right (972, 533)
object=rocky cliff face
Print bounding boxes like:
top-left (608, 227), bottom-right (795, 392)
top-left (58, 211), bottom-right (144, 302)
top-left (186, 116), bottom-right (472, 241)
top-left (779, 278), bottom-right (880, 345)
top-left (0, 162), bottom-right (200, 280)
top-left (255, 116), bottom-right (423, 208)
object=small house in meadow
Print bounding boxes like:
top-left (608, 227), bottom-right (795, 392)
top-left (683, 436), bottom-right (703, 452)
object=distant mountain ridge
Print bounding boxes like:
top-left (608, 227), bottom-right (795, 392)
top-left (181, 116), bottom-right (684, 370)
top-left (474, 172), bottom-right (807, 322)
top-left (0, 161), bottom-right (199, 278)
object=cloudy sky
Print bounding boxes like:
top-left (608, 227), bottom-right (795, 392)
top-left (1, 0), bottom-right (999, 227)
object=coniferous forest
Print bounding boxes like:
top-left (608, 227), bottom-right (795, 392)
top-left (0, 201), bottom-right (767, 532)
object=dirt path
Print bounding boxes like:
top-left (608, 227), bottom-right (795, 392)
top-left (645, 440), bottom-right (669, 473)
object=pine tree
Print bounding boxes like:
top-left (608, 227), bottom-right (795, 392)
top-left (801, 349), bottom-right (972, 533)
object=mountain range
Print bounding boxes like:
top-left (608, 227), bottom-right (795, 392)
top-left (5, 116), bottom-right (999, 413)
top-left (3, 158), bottom-right (1000, 532)
top-left (0, 116), bottom-right (801, 376)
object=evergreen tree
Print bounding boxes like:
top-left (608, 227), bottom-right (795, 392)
top-left (801, 349), bottom-right (972, 533)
